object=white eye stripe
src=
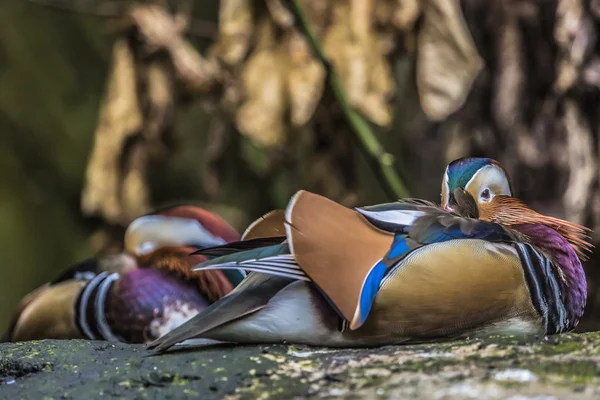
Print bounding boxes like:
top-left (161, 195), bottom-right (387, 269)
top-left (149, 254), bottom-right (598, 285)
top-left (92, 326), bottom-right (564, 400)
top-left (465, 165), bottom-right (512, 202)
top-left (125, 215), bottom-right (227, 256)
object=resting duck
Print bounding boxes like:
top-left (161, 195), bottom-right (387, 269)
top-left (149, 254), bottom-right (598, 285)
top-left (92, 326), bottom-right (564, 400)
top-left (147, 158), bottom-right (591, 353)
top-left (3, 205), bottom-right (245, 344)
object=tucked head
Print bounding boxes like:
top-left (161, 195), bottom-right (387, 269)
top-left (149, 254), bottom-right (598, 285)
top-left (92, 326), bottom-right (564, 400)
top-left (124, 205), bottom-right (245, 290)
top-left (124, 205), bottom-right (240, 257)
top-left (441, 157), bottom-right (513, 214)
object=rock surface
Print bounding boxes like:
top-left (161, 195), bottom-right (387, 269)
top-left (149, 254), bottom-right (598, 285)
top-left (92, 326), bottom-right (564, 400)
top-left (1, 333), bottom-right (600, 399)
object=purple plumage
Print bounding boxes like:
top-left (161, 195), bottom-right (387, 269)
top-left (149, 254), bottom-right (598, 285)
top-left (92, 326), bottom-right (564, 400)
top-left (106, 268), bottom-right (210, 343)
top-left (513, 223), bottom-right (587, 327)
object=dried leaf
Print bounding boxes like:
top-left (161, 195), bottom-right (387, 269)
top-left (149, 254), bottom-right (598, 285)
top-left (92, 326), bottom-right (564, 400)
top-left (236, 48), bottom-right (286, 147)
top-left (212, 0), bottom-right (254, 66)
top-left (81, 39), bottom-right (144, 224)
top-left (492, 17), bottom-right (524, 133)
top-left (562, 100), bottom-right (596, 224)
top-left (393, 0), bottom-right (421, 32)
top-left (350, 0), bottom-right (374, 41)
top-left (554, 0), bottom-right (594, 94)
top-left (286, 30), bottom-right (326, 126)
top-left (322, 3), bottom-right (350, 89)
top-left (295, 0), bottom-right (332, 37)
top-left (417, 0), bottom-right (484, 121)
top-left (128, 3), bottom-right (219, 95)
top-left (323, 2), bottom-right (394, 126)
top-left (82, 25), bottom-right (176, 226)
top-left (358, 37), bottom-right (395, 126)
top-left (143, 64), bottom-right (174, 151)
top-left (373, 0), bottom-right (396, 26)
top-left (266, 0), bottom-right (295, 28)
top-left (128, 3), bottom-right (186, 50)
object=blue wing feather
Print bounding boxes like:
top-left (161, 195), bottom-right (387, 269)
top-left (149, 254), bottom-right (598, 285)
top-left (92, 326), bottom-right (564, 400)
top-left (356, 260), bottom-right (389, 328)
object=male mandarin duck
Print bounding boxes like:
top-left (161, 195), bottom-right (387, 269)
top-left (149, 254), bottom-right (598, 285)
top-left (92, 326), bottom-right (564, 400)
top-left (147, 157), bottom-right (592, 353)
top-left (2, 205), bottom-right (245, 344)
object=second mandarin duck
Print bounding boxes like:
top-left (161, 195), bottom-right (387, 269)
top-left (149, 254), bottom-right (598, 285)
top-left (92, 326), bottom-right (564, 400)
top-left (3, 205), bottom-right (245, 344)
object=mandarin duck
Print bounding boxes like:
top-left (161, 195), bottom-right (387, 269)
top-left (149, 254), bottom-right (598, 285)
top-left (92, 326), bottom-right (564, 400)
top-left (2, 205), bottom-right (246, 344)
top-left (147, 158), bottom-right (592, 353)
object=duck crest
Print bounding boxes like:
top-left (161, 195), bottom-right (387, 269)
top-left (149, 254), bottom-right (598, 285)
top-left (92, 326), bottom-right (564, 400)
top-left (479, 195), bottom-right (592, 260)
top-left (478, 196), bottom-right (591, 332)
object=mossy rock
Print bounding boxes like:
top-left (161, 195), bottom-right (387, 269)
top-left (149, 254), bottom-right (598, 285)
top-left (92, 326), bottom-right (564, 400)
top-left (1, 333), bottom-right (600, 399)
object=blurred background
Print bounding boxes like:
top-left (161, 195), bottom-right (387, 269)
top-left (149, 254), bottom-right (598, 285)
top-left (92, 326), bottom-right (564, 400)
top-left (2, 0), bottom-right (600, 333)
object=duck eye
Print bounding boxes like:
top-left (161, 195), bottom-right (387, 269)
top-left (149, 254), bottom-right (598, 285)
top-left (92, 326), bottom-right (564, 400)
top-left (480, 188), bottom-right (491, 202)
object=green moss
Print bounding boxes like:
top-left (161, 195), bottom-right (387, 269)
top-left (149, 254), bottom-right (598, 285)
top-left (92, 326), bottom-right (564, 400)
top-left (23, 350), bottom-right (40, 360)
top-left (172, 375), bottom-right (189, 386)
top-left (397, 358), bottom-right (456, 373)
top-left (183, 388), bottom-right (199, 396)
top-left (528, 361), bottom-right (600, 386)
top-left (118, 380), bottom-right (133, 389)
top-left (537, 340), bottom-right (584, 356)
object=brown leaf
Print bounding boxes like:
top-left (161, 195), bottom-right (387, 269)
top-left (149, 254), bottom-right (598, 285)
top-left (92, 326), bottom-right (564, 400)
top-left (266, 0), bottom-right (295, 28)
top-left (416, 0), bottom-right (483, 121)
top-left (287, 30), bottom-right (325, 126)
top-left (82, 32), bottom-right (176, 226)
top-left (81, 39), bottom-right (145, 225)
top-left (128, 3), bottom-right (186, 50)
top-left (492, 16), bottom-right (525, 133)
top-left (236, 48), bottom-right (286, 147)
top-left (127, 3), bottom-right (219, 96)
top-left (562, 100), bottom-right (596, 224)
top-left (554, 0), bottom-right (595, 94)
top-left (357, 38), bottom-right (395, 126)
top-left (143, 64), bottom-right (174, 151)
top-left (349, 0), bottom-right (374, 41)
top-left (323, 2), bottom-right (394, 126)
top-left (393, 0), bottom-right (422, 32)
top-left (211, 0), bottom-right (254, 66)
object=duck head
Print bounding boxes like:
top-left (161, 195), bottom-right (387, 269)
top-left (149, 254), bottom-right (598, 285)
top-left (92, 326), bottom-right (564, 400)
top-left (441, 157), bottom-right (591, 259)
top-left (125, 205), bottom-right (239, 257)
top-left (441, 157), bottom-right (513, 218)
